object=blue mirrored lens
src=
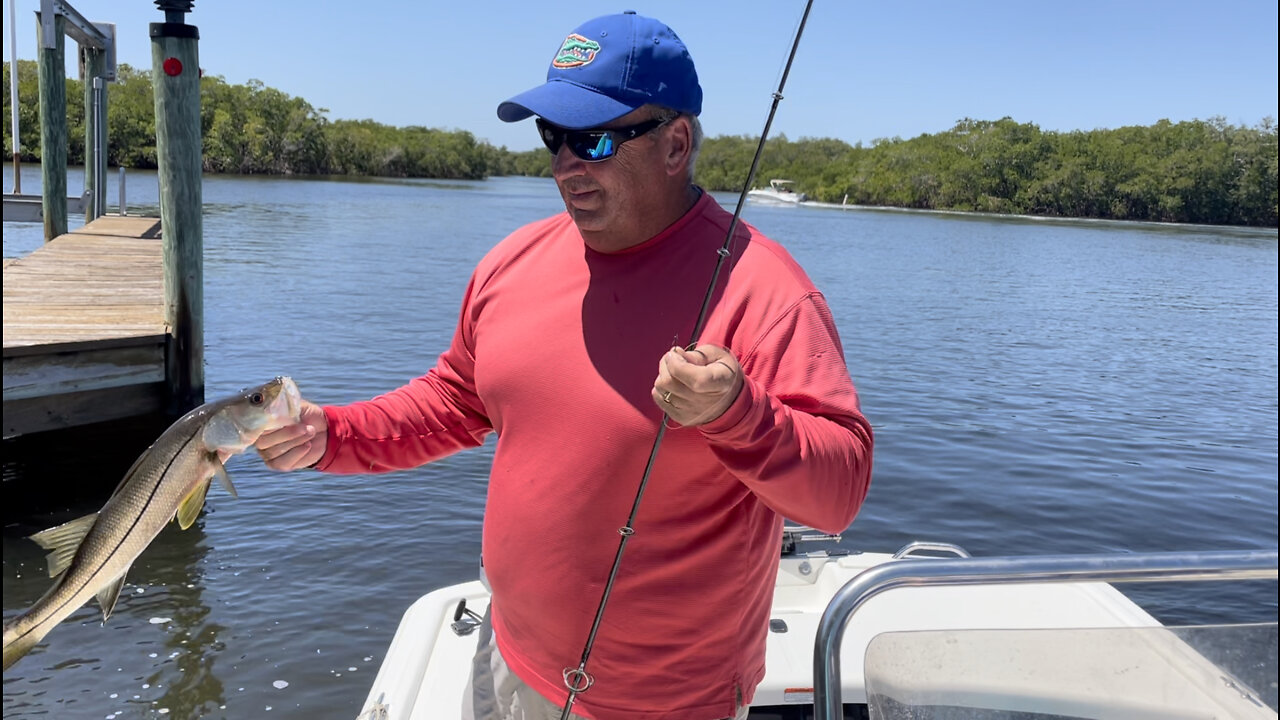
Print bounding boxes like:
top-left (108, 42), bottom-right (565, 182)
top-left (586, 135), bottom-right (614, 160)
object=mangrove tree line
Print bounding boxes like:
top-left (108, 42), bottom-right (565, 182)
top-left (3, 60), bottom-right (1276, 226)
top-left (3, 61), bottom-right (501, 179)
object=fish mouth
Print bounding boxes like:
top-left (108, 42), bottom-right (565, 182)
top-left (262, 376), bottom-right (302, 427)
top-left (277, 376), bottom-right (302, 422)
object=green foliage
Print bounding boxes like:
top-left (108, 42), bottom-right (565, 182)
top-left (4, 59), bottom-right (1274, 226)
top-left (4, 61), bottom-right (497, 180)
top-left (506, 148), bottom-right (554, 177)
top-left (107, 63), bottom-right (157, 168)
top-left (2, 59), bottom-right (42, 161)
top-left (690, 117), bottom-right (1277, 227)
top-left (202, 76), bottom-right (326, 174)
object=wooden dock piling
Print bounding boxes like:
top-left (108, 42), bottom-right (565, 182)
top-left (151, 13), bottom-right (204, 414)
top-left (36, 11), bottom-right (67, 241)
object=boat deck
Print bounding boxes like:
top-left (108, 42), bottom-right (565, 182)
top-left (359, 549), bottom-right (1259, 719)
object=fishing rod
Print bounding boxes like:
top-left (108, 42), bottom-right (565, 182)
top-left (558, 1), bottom-right (816, 716)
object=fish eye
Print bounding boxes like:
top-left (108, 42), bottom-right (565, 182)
top-left (249, 392), bottom-right (264, 405)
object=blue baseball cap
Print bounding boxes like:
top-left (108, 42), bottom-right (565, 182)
top-left (497, 11), bottom-right (702, 129)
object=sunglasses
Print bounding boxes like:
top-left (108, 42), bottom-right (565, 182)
top-left (536, 116), bottom-right (673, 162)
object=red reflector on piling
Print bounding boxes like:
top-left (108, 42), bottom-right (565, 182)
top-left (163, 58), bottom-right (183, 76)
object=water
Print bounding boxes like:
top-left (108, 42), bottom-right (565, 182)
top-left (3, 165), bottom-right (1277, 718)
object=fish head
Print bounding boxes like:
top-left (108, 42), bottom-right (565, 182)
top-left (219, 376), bottom-right (303, 440)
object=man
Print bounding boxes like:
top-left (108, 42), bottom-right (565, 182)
top-left (257, 11), bottom-right (872, 720)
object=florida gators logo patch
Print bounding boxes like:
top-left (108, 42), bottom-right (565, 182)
top-left (553, 33), bottom-right (601, 68)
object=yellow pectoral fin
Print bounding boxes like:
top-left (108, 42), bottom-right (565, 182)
top-left (175, 478), bottom-right (212, 530)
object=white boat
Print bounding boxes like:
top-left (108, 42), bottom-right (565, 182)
top-left (747, 178), bottom-right (809, 204)
top-left (357, 528), bottom-right (1277, 719)
top-left (3, 190), bottom-right (91, 223)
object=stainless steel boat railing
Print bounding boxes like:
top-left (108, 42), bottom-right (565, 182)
top-left (812, 548), bottom-right (1280, 720)
top-left (891, 541), bottom-right (971, 559)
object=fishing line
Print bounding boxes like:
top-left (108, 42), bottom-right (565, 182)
top-left (557, 1), bottom-right (816, 716)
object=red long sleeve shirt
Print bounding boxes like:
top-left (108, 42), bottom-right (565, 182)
top-left (317, 192), bottom-right (873, 719)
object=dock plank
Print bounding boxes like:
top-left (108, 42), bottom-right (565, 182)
top-left (3, 215), bottom-right (170, 436)
top-left (4, 382), bottom-right (168, 437)
top-left (3, 215), bottom-right (167, 353)
top-left (4, 344), bottom-right (166, 400)
top-left (66, 215), bottom-right (162, 238)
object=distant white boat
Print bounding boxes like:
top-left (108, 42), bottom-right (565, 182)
top-left (748, 178), bottom-right (809, 204)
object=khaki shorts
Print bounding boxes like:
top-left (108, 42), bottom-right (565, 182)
top-left (461, 610), bottom-right (749, 720)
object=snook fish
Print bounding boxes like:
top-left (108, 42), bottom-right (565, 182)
top-left (2, 376), bottom-right (302, 670)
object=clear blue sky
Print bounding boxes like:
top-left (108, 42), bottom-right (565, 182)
top-left (5, 0), bottom-right (1277, 152)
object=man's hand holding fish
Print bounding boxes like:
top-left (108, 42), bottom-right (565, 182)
top-left (256, 401), bottom-right (327, 471)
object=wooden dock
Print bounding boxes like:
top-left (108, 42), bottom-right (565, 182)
top-left (3, 1), bottom-right (206, 445)
top-left (3, 215), bottom-right (168, 438)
